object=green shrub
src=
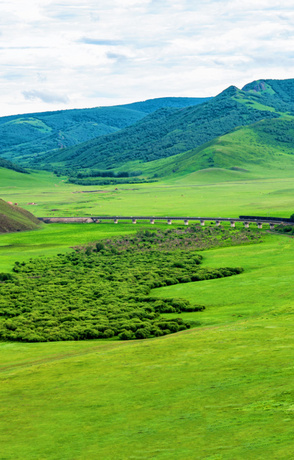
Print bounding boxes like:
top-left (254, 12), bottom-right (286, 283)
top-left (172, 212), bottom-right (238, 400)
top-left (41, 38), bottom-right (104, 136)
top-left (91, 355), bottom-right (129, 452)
top-left (119, 330), bottom-right (135, 340)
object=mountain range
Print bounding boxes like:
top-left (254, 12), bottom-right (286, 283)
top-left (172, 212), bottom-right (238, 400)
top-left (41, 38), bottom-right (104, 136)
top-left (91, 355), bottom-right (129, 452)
top-left (1, 78), bottom-right (294, 180)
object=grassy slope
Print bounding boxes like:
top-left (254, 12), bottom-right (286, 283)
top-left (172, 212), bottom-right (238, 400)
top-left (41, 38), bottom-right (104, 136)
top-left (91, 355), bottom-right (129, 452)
top-left (134, 117), bottom-right (294, 178)
top-left (0, 197), bottom-right (40, 234)
top-left (1, 233), bottom-right (294, 459)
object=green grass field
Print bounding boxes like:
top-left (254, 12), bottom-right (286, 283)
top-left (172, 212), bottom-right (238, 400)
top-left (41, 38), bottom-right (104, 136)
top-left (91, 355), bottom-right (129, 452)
top-left (1, 233), bottom-right (294, 459)
top-left (1, 163), bottom-right (294, 458)
top-left (1, 166), bottom-right (294, 221)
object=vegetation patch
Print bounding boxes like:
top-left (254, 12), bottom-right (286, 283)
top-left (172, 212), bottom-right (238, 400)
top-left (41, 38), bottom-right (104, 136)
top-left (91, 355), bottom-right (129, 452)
top-left (275, 223), bottom-right (294, 235)
top-left (0, 226), bottom-right (258, 342)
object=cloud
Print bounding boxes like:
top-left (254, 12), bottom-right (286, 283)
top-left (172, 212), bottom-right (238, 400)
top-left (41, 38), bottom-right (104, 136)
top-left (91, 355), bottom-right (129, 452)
top-left (106, 52), bottom-right (128, 62)
top-left (1, 0), bottom-right (294, 116)
top-left (22, 90), bottom-right (69, 104)
top-left (79, 37), bottom-right (124, 46)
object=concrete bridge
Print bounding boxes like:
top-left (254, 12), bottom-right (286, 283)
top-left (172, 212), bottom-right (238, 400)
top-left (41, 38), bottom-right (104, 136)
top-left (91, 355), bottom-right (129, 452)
top-left (38, 215), bottom-right (290, 230)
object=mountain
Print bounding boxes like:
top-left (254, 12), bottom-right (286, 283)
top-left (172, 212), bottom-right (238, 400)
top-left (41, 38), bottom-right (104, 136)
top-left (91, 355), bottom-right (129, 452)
top-left (3, 78), bottom-right (294, 177)
top-left (35, 81), bottom-right (289, 170)
top-left (140, 117), bottom-right (294, 180)
top-left (0, 97), bottom-right (209, 165)
top-left (0, 199), bottom-right (40, 233)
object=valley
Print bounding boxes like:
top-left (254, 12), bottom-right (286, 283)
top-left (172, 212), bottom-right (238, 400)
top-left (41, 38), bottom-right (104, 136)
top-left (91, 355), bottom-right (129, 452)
top-left (1, 78), bottom-right (294, 459)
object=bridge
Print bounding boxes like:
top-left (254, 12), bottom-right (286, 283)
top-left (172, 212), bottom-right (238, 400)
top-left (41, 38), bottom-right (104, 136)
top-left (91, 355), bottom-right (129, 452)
top-left (38, 215), bottom-right (291, 229)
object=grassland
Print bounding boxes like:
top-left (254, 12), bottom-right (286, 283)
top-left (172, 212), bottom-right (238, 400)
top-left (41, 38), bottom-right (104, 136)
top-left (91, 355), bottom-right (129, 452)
top-left (1, 233), bottom-right (294, 459)
top-left (1, 166), bottom-right (294, 220)
top-left (1, 158), bottom-right (294, 458)
top-left (1, 163), bottom-right (294, 272)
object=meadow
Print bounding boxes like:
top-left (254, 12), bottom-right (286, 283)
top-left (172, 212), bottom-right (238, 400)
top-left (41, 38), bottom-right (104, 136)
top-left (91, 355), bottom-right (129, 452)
top-left (1, 232), bottom-right (294, 459)
top-left (1, 164), bottom-right (294, 458)
top-left (1, 166), bottom-right (294, 221)
top-left (2, 164), bottom-right (294, 272)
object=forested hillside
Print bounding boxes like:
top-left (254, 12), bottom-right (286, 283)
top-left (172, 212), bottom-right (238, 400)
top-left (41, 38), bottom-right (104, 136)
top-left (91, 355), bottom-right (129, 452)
top-left (31, 82), bottom-right (290, 171)
top-left (0, 157), bottom-right (28, 174)
top-left (3, 78), bottom-right (294, 177)
top-left (0, 98), bottom-right (207, 165)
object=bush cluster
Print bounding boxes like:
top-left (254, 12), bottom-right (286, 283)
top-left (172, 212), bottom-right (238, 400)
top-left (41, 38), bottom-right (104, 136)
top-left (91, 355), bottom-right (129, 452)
top-left (0, 226), bottom-right (251, 343)
top-left (275, 224), bottom-right (294, 234)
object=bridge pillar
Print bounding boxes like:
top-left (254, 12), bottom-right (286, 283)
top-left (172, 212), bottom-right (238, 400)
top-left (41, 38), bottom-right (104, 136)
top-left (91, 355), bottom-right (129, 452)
top-left (114, 218), bottom-right (118, 224)
top-left (184, 219), bottom-right (189, 226)
top-left (200, 220), bottom-right (205, 226)
top-left (150, 219), bottom-right (155, 224)
top-left (257, 222), bottom-right (263, 229)
top-left (215, 220), bottom-right (221, 227)
top-left (132, 218), bottom-right (137, 224)
top-left (244, 222), bottom-right (249, 228)
top-left (270, 223), bottom-right (275, 230)
top-left (230, 221), bottom-right (235, 228)
top-left (167, 219), bottom-right (172, 225)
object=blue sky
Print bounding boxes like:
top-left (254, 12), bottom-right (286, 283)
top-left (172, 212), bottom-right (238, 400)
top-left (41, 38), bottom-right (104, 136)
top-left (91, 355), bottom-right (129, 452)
top-left (1, 0), bottom-right (294, 116)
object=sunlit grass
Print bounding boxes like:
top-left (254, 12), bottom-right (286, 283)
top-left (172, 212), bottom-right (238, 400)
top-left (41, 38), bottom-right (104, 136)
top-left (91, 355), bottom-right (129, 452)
top-left (1, 233), bottom-right (294, 459)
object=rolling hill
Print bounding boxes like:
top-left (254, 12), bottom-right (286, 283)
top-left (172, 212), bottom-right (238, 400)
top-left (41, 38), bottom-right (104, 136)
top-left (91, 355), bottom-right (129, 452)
top-left (31, 79), bottom-right (294, 171)
top-left (138, 117), bottom-right (294, 179)
top-left (0, 198), bottom-right (40, 233)
top-left (0, 97), bottom-right (208, 165)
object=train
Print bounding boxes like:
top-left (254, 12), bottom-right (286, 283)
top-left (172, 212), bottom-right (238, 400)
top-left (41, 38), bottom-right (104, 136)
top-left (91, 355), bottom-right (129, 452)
top-left (239, 215), bottom-right (294, 223)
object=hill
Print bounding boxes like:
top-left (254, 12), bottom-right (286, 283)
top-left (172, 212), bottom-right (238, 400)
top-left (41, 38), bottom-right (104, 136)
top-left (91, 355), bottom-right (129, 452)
top-left (0, 157), bottom-right (28, 174)
top-left (30, 78), bottom-right (294, 173)
top-left (138, 117), bottom-right (294, 179)
top-left (0, 198), bottom-right (40, 233)
top-left (0, 98), bottom-right (208, 165)
top-left (33, 79), bottom-right (294, 171)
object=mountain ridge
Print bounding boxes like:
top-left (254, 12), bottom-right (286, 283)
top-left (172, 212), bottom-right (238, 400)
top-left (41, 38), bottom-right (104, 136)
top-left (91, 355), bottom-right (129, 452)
top-left (0, 97), bottom-right (209, 164)
top-left (35, 79), bottom-right (288, 171)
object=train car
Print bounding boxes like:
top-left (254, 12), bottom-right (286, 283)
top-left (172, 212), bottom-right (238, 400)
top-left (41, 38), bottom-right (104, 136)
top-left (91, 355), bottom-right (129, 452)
top-left (239, 215), bottom-right (293, 223)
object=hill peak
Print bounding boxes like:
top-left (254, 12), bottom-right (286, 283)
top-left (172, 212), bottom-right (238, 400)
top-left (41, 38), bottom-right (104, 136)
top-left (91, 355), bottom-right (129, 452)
top-left (216, 85), bottom-right (239, 98)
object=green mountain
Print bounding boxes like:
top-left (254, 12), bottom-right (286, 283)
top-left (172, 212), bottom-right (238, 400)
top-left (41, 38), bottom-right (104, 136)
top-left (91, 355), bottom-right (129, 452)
top-left (140, 117), bottom-right (294, 180)
top-left (0, 199), bottom-right (40, 233)
top-left (0, 98), bottom-right (208, 165)
top-left (33, 79), bottom-right (294, 171)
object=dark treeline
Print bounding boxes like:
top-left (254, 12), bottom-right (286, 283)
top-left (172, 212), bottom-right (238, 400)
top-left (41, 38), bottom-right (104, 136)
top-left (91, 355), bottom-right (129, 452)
top-left (67, 177), bottom-right (156, 186)
top-left (0, 226), bottom-right (260, 343)
top-left (75, 169), bottom-right (142, 178)
top-left (66, 168), bottom-right (149, 185)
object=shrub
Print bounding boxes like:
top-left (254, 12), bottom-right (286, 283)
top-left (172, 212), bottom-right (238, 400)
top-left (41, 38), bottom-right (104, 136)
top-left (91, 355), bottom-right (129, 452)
top-left (118, 330), bottom-right (134, 340)
top-left (135, 328), bottom-right (150, 339)
top-left (0, 273), bottom-right (14, 282)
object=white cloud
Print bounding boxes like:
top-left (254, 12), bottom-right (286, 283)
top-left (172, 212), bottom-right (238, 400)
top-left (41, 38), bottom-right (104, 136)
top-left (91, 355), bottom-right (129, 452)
top-left (22, 89), bottom-right (69, 103)
top-left (0, 0), bottom-right (294, 115)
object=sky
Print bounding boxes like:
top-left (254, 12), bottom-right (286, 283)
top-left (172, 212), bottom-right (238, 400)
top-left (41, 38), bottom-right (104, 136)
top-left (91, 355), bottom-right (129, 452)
top-left (1, 0), bottom-right (294, 116)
